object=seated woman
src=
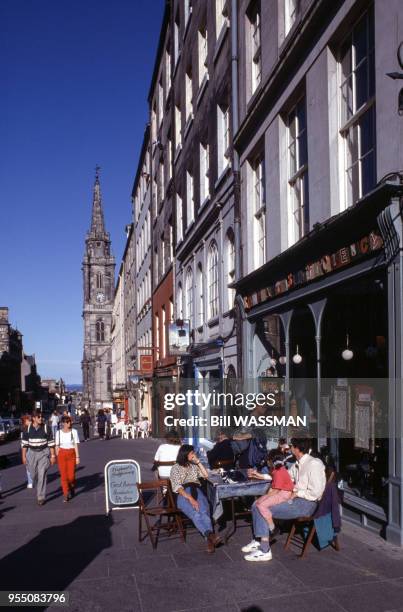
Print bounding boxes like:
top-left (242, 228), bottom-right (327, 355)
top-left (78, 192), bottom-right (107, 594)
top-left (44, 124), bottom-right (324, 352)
top-left (170, 444), bottom-right (221, 553)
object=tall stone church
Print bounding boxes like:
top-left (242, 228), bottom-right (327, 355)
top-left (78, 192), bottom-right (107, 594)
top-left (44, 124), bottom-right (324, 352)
top-left (81, 169), bottom-right (115, 414)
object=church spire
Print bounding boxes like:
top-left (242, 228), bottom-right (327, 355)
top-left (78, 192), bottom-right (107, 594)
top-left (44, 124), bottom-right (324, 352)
top-left (89, 165), bottom-right (107, 238)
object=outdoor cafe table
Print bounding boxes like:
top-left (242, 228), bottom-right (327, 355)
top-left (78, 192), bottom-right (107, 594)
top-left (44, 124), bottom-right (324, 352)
top-left (206, 472), bottom-right (270, 541)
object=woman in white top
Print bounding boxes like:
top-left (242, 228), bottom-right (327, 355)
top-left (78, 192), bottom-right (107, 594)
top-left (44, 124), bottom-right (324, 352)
top-left (55, 415), bottom-right (80, 502)
top-left (153, 431), bottom-right (181, 478)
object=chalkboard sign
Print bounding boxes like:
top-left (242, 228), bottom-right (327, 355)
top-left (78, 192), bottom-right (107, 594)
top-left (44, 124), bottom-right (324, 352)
top-left (104, 459), bottom-right (141, 514)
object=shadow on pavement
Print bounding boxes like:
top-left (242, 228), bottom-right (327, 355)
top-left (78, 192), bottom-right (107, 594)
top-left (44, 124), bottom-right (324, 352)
top-left (0, 514), bottom-right (113, 591)
top-left (44, 470), bottom-right (104, 503)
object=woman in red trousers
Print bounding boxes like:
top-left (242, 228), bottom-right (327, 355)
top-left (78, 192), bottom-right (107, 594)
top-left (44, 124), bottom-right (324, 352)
top-left (56, 415), bottom-right (80, 502)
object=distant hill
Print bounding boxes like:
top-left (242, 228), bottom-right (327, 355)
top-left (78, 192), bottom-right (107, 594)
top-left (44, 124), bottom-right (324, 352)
top-left (67, 384), bottom-right (83, 392)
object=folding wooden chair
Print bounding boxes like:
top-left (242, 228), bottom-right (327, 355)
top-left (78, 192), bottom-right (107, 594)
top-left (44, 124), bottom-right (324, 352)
top-left (284, 469), bottom-right (340, 558)
top-left (138, 479), bottom-right (185, 549)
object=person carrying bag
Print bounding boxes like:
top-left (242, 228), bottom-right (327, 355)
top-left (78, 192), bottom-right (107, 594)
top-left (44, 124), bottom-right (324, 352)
top-left (55, 415), bottom-right (80, 502)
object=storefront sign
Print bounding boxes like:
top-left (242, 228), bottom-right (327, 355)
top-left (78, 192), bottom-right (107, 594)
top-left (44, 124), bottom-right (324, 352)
top-left (243, 231), bottom-right (383, 309)
top-left (104, 459), bottom-right (141, 514)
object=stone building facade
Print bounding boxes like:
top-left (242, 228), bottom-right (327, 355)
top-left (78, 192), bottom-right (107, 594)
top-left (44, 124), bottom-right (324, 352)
top-left (81, 170), bottom-right (115, 413)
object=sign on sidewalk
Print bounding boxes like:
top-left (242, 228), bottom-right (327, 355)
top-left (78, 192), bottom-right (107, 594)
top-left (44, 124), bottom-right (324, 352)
top-left (104, 459), bottom-right (141, 514)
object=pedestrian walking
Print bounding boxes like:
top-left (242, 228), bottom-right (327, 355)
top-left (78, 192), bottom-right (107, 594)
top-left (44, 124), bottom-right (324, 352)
top-left (21, 410), bottom-right (56, 505)
top-left (55, 415), bottom-right (80, 502)
top-left (96, 409), bottom-right (107, 440)
top-left (49, 410), bottom-right (60, 440)
top-left (80, 409), bottom-right (91, 441)
top-left (105, 409), bottom-right (111, 440)
top-left (139, 417), bottom-right (150, 438)
top-left (21, 415), bottom-right (33, 488)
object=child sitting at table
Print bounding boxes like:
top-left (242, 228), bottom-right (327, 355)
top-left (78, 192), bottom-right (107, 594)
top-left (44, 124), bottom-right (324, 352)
top-left (249, 449), bottom-right (294, 533)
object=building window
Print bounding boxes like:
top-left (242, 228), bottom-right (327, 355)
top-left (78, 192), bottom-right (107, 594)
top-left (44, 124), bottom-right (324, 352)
top-left (198, 25), bottom-right (208, 86)
top-left (217, 103), bottom-right (230, 176)
top-left (186, 170), bottom-right (194, 227)
top-left (184, 0), bottom-right (191, 25)
top-left (107, 366), bottom-right (112, 392)
top-left (226, 228), bottom-right (235, 309)
top-left (176, 193), bottom-right (183, 243)
top-left (155, 312), bottom-right (160, 354)
top-left (252, 153), bottom-right (266, 267)
top-left (285, 0), bottom-right (298, 36)
top-left (158, 78), bottom-right (163, 127)
top-left (159, 158), bottom-right (165, 202)
top-left (185, 267), bottom-right (194, 326)
top-left (174, 11), bottom-right (180, 67)
top-left (177, 283), bottom-right (183, 319)
top-left (340, 7), bottom-right (375, 208)
top-left (175, 103), bottom-right (181, 152)
top-left (151, 103), bottom-right (157, 143)
top-left (96, 273), bottom-right (103, 289)
top-left (165, 47), bottom-right (171, 98)
top-left (287, 96), bottom-right (309, 245)
top-left (96, 320), bottom-right (105, 342)
top-left (161, 232), bottom-right (165, 276)
top-left (207, 241), bottom-right (219, 319)
top-left (215, 0), bottom-right (227, 39)
top-left (161, 306), bottom-right (166, 359)
top-left (167, 134), bottom-right (172, 181)
top-left (199, 142), bottom-right (209, 204)
top-left (247, 2), bottom-right (261, 97)
top-left (185, 67), bottom-right (193, 124)
top-left (168, 217), bottom-right (173, 262)
top-left (197, 263), bottom-right (204, 327)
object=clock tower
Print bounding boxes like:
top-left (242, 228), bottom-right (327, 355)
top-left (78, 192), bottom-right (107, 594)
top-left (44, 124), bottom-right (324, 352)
top-left (81, 167), bottom-right (115, 414)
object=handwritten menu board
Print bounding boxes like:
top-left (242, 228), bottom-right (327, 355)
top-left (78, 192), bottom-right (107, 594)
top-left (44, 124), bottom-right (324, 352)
top-left (104, 460), bottom-right (141, 513)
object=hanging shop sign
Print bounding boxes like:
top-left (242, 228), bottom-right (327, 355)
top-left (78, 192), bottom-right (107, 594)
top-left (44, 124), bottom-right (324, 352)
top-left (139, 355), bottom-right (153, 375)
top-left (243, 230), bottom-right (383, 309)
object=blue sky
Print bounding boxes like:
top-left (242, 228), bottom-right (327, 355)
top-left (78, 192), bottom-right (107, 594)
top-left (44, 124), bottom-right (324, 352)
top-left (0, 0), bottom-right (164, 383)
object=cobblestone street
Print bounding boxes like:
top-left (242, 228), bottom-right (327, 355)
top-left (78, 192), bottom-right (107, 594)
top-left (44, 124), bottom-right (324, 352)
top-left (1, 435), bottom-right (403, 612)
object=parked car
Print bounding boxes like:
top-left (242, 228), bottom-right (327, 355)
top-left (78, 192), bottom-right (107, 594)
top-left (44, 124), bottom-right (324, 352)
top-left (12, 418), bottom-right (21, 434)
top-left (0, 421), bottom-right (6, 443)
top-left (2, 419), bottom-right (16, 439)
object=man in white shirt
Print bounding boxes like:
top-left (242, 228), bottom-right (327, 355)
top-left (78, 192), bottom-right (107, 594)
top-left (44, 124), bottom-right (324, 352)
top-left (243, 437), bottom-right (326, 562)
top-left (153, 431), bottom-right (181, 478)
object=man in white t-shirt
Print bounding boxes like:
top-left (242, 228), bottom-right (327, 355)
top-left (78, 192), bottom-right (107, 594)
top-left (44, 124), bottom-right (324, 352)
top-left (153, 431), bottom-right (181, 478)
top-left (50, 411), bottom-right (60, 440)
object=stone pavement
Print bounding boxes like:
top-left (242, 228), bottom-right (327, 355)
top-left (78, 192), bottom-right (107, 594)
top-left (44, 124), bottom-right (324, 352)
top-left (1, 435), bottom-right (403, 612)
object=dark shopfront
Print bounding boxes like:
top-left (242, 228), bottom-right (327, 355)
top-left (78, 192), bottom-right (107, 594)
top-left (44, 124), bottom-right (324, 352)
top-left (235, 181), bottom-right (403, 545)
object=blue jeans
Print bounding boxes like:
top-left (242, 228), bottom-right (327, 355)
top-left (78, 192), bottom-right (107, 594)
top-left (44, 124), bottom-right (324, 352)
top-left (52, 425), bottom-right (58, 440)
top-left (176, 486), bottom-right (213, 536)
top-left (252, 498), bottom-right (318, 541)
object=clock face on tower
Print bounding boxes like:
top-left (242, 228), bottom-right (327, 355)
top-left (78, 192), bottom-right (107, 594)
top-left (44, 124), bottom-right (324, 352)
top-left (96, 292), bottom-right (105, 303)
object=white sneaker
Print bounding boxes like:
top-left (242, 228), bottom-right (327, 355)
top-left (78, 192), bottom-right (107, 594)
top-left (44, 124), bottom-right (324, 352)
top-left (241, 539), bottom-right (260, 553)
top-left (27, 484), bottom-right (33, 489)
top-left (244, 549), bottom-right (273, 562)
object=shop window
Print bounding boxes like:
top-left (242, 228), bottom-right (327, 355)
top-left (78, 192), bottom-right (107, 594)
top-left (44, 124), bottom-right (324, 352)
top-left (287, 95), bottom-right (309, 246)
top-left (339, 7), bottom-right (376, 208)
top-left (207, 241), bottom-right (219, 319)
